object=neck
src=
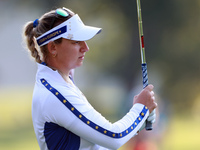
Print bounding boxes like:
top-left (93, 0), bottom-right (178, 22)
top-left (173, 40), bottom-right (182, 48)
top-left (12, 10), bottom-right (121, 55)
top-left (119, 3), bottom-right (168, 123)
top-left (45, 58), bottom-right (73, 85)
top-left (58, 70), bottom-right (74, 85)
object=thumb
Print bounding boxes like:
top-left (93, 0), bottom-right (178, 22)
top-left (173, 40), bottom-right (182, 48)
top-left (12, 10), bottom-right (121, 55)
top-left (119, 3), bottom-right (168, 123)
top-left (145, 84), bottom-right (154, 91)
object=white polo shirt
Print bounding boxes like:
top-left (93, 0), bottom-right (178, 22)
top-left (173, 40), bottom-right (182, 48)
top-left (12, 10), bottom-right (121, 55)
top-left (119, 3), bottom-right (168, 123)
top-left (32, 63), bottom-right (149, 150)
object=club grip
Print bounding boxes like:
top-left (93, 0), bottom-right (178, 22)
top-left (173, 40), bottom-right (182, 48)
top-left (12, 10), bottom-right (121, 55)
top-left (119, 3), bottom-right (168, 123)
top-left (142, 63), bottom-right (148, 88)
top-left (141, 63), bottom-right (153, 131)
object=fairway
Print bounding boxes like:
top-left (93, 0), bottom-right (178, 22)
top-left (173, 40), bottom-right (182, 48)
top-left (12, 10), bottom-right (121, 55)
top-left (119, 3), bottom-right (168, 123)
top-left (161, 117), bottom-right (200, 150)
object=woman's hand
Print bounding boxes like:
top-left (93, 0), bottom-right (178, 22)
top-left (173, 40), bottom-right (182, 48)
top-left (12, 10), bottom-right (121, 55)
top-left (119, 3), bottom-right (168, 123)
top-left (133, 84), bottom-right (157, 113)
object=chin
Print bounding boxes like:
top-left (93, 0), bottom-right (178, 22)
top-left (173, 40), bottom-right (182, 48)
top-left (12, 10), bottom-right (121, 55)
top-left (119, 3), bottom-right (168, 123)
top-left (76, 62), bottom-right (83, 67)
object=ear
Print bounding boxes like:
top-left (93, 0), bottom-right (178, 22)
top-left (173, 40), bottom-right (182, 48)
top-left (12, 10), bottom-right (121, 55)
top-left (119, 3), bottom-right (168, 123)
top-left (47, 41), bottom-right (57, 56)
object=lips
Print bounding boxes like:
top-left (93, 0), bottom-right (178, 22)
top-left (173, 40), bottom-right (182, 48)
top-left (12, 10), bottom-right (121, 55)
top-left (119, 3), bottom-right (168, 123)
top-left (79, 55), bottom-right (85, 60)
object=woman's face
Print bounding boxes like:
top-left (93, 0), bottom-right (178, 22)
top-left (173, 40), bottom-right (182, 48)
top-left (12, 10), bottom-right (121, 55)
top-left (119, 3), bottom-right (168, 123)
top-left (55, 39), bottom-right (89, 71)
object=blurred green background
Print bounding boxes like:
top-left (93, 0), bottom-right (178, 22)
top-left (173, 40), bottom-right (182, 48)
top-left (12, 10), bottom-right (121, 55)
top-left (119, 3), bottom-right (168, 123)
top-left (0, 0), bottom-right (200, 149)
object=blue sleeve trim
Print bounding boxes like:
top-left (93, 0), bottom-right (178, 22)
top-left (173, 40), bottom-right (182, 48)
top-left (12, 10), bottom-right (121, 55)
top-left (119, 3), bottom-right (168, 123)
top-left (40, 78), bottom-right (148, 138)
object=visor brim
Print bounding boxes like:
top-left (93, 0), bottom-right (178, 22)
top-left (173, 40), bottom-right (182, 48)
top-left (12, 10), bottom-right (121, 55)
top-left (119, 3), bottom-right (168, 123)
top-left (68, 25), bottom-right (102, 41)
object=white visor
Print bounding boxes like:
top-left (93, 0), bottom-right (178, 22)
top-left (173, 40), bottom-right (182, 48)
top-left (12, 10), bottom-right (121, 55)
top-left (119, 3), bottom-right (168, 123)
top-left (36, 14), bottom-right (102, 46)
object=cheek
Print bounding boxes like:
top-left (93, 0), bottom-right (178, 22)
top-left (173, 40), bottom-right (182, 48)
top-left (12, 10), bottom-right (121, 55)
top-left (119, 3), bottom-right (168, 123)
top-left (60, 50), bottom-right (77, 63)
top-left (58, 46), bottom-right (71, 59)
top-left (57, 44), bottom-right (80, 64)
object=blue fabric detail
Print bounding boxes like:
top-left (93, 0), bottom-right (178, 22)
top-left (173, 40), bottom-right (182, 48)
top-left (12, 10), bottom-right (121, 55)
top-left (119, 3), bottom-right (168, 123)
top-left (41, 78), bottom-right (148, 139)
top-left (41, 62), bottom-right (47, 66)
top-left (33, 19), bottom-right (39, 28)
top-left (69, 76), bottom-right (75, 84)
top-left (44, 122), bottom-right (80, 150)
top-left (37, 26), bottom-right (67, 46)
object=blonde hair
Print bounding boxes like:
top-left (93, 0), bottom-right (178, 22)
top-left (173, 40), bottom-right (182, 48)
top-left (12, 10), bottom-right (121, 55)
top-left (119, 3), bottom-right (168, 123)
top-left (23, 8), bottom-right (75, 63)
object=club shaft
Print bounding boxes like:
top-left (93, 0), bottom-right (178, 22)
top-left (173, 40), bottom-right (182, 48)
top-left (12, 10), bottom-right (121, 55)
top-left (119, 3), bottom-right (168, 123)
top-left (137, 0), bottom-right (146, 64)
top-left (136, 0), bottom-right (153, 131)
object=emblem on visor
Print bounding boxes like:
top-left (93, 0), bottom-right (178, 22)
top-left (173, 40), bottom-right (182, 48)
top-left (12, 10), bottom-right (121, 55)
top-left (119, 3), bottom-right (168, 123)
top-left (67, 34), bottom-right (73, 40)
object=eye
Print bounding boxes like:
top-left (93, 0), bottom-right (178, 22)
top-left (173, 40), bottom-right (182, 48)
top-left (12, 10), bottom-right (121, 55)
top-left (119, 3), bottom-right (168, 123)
top-left (72, 41), bottom-right (80, 44)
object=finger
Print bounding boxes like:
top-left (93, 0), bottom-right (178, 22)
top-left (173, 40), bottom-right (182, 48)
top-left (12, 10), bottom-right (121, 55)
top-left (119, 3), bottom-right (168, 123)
top-left (150, 91), bottom-right (154, 96)
top-left (151, 96), bottom-right (155, 102)
top-left (149, 103), bottom-right (157, 113)
top-left (146, 84), bottom-right (154, 91)
top-left (153, 102), bottom-right (158, 110)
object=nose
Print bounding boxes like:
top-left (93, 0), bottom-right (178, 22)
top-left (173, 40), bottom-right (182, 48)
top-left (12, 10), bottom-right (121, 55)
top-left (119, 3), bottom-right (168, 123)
top-left (80, 41), bottom-right (89, 52)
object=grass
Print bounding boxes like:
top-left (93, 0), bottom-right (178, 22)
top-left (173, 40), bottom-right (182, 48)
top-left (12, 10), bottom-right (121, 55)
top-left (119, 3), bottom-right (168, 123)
top-left (0, 87), bottom-right (200, 150)
top-left (0, 127), bottom-right (38, 150)
top-left (0, 87), bottom-right (39, 150)
top-left (160, 116), bottom-right (200, 150)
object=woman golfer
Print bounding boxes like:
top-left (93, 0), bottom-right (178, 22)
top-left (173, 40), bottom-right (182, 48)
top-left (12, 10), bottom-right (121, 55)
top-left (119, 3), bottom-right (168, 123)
top-left (23, 7), bottom-right (157, 150)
